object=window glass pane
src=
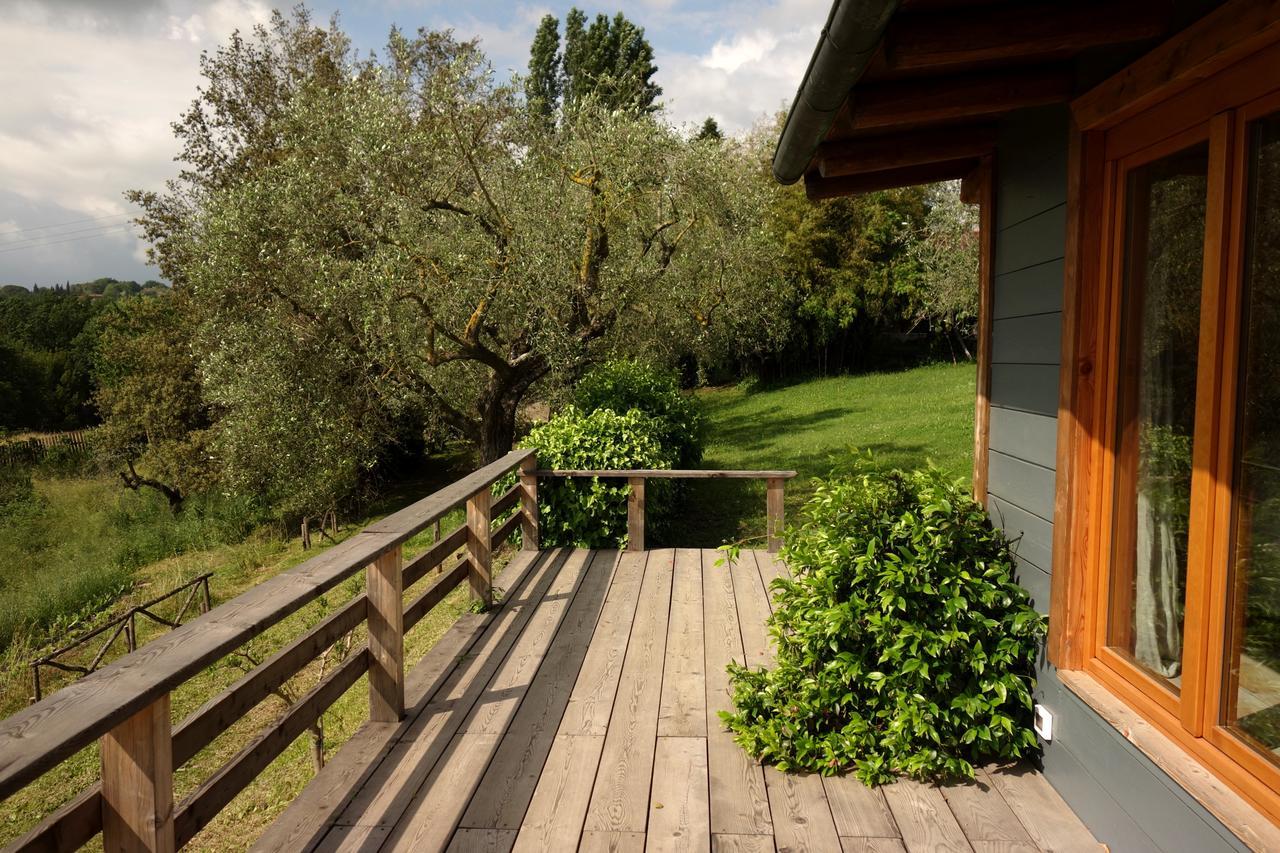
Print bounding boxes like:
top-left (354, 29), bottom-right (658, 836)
top-left (1108, 143), bottom-right (1209, 690)
top-left (1225, 113), bottom-right (1280, 761)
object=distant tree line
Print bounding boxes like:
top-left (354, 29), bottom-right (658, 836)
top-left (0, 279), bottom-right (168, 432)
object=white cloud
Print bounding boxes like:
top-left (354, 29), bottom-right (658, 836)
top-left (656, 0), bottom-right (826, 134)
top-left (0, 0), bottom-right (271, 283)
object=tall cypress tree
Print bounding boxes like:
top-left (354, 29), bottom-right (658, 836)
top-left (526, 15), bottom-right (561, 122)
top-left (529, 7), bottom-right (661, 117)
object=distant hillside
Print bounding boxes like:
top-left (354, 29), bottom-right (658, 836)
top-left (0, 279), bottom-right (169, 432)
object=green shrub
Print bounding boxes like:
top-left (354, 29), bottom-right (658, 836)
top-left (0, 466), bottom-right (39, 524)
top-left (521, 406), bottom-right (674, 548)
top-left (722, 463), bottom-right (1045, 784)
top-left (574, 359), bottom-right (704, 467)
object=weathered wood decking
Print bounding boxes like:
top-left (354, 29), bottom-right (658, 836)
top-left (255, 548), bottom-right (1099, 852)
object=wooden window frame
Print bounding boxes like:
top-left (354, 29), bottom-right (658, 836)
top-left (1053, 4), bottom-right (1280, 826)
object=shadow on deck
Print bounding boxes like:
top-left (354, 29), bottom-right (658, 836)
top-left (256, 549), bottom-right (1100, 852)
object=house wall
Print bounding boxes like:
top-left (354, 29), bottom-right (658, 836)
top-left (988, 105), bottom-right (1248, 853)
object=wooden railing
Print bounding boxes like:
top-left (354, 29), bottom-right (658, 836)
top-left (0, 453), bottom-right (792, 851)
top-left (0, 449), bottom-right (538, 853)
top-left (534, 468), bottom-right (797, 552)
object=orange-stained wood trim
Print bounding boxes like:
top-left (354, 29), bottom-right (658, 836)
top-left (885, 2), bottom-right (1167, 73)
top-left (803, 159), bottom-right (976, 200)
top-left (1062, 669), bottom-right (1280, 850)
top-left (850, 66), bottom-right (1075, 132)
top-left (1073, 0), bottom-right (1280, 132)
top-left (1180, 112), bottom-right (1237, 737)
top-left (817, 124), bottom-right (997, 179)
top-left (971, 156), bottom-right (995, 503)
top-left (1047, 120), bottom-right (1105, 670)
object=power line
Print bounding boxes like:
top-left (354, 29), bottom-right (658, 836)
top-left (0, 212), bottom-right (135, 236)
top-left (0, 221), bottom-right (141, 250)
top-left (0, 225), bottom-right (137, 255)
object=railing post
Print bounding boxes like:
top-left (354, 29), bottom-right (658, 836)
top-left (627, 477), bottom-right (645, 552)
top-left (519, 454), bottom-right (539, 551)
top-left (367, 545), bottom-right (404, 722)
top-left (767, 477), bottom-right (785, 553)
top-left (467, 488), bottom-right (493, 605)
top-left (100, 693), bottom-right (175, 852)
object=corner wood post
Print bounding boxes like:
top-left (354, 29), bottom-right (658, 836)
top-left (519, 454), bottom-right (539, 551)
top-left (467, 487), bottom-right (493, 605)
top-left (367, 545), bottom-right (404, 722)
top-left (627, 477), bottom-right (645, 552)
top-left (101, 693), bottom-right (175, 852)
top-left (766, 478), bottom-right (785, 553)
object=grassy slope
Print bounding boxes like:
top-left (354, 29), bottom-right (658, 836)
top-left (664, 362), bottom-right (976, 548)
top-left (0, 461), bottom-right (500, 851)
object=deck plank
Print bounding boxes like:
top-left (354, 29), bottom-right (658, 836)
top-left (382, 732), bottom-right (501, 851)
top-left (985, 763), bottom-right (1101, 852)
top-left (446, 828), bottom-right (517, 853)
top-left (881, 779), bottom-right (974, 853)
top-left (839, 838), bottom-right (907, 853)
top-left (512, 734), bottom-right (604, 852)
top-left (260, 550), bottom-right (1101, 853)
top-left (334, 550), bottom-right (570, 829)
top-left (584, 548), bottom-right (675, 833)
top-left (649, 736), bottom-right (711, 852)
top-left (461, 550), bottom-right (622, 830)
top-left (941, 772), bottom-right (1034, 846)
top-left (559, 552), bottom-right (647, 735)
top-left (578, 830), bottom-right (646, 852)
top-left (822, 774), bottom-right (898, 839)
top-left (382, 550), bottom-right (595, 847)
top-left (658, 548), bottom-right (707, 737)
top-left (703, 551), bottom-right (773, 837)
top-left (735, 552), bottom-right (841, 852)
top-left (711, 834), bottom-right (776, 852)
top-left (762, 767), bottom-right (844, 853)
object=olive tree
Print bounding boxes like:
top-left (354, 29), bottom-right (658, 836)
top-left (133, 12), bottom-right (783, 514)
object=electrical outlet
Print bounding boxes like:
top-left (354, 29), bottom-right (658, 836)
top-left (1033, 703), bottom-right (1054, 742)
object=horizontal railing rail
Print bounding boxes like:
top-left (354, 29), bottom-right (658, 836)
top-left (0, 449), bottom-right (537, 852)
top-left (536, 468), bottom-right (798, 552)
top-left (0, 451), bottom-right (793, 851)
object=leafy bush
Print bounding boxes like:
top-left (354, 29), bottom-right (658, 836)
top-left (521, 406), bottom-right (673, 548)
top-left (574, 359), bottom-right (704, 467)
top-left (0, 467), bottom-right (39, 524)
top-left (722, 464), bottom-right (1045, 784)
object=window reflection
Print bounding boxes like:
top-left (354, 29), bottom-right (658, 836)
top-left (1108, 143), bottom-right (1209, 689)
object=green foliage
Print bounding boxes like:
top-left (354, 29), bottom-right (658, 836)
top-left (0, 467), bottom-right (38, 524)
top-left (92, 292), bottom-right (215, 509)
top-left (521, 406), bottom-right (673, 547)
top-left (695, 116), bottom-right (723, 141)
top-left (721, 463), bottom-right (1044, 784)
top-left (0, 475), bottom-right (260, 649)
top-left (574, 359), bottom-right (704, 467)
top-left (560, 8), bottom-right (661, 114)
top-left (526, 14), bottom-right (561, 122)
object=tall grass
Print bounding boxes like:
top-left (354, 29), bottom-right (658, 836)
top-left (0, 474), bottom-right (259, 648)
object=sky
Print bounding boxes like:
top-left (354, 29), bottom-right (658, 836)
top-left (0, 0), bottom-right (827, 287)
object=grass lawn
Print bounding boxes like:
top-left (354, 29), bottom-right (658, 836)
top-left (662, 361), bottom-right (976, 548)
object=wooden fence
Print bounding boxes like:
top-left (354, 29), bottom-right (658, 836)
top-left (0, 453), bottom-right (795, 851)
top-left (0, 431), bottom-right (91, 467)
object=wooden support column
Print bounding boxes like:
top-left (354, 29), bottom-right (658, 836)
top-left (766, 478), bottom-right (785, 553)
top-left (467, 488), bottom-right (493, 605)
top-left (627, 477), bottom-right (645, 552)
top-left (519, 455), bottom-right (539, 551)
top-left (100, 694), bottom-right (174, 853)
top-left (969, 156), bottom-right (995, 503)
top-left (366, 545), bottom-right (404, 722)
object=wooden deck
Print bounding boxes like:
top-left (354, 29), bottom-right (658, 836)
top-left (257, 548), bottom-right (1100, 853)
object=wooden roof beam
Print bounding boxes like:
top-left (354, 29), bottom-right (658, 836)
top-left (804, 158), bottom-right (977, 201)
top-left (887, 2), bottom-right (1168, 72)
top-left (817, 124), bottom-right (996, 179)
top-left (850, 66), bottom-right (1075, 131)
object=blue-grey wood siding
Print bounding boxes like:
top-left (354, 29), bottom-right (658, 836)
top-left (988, 105), bottom-right (1245, 852)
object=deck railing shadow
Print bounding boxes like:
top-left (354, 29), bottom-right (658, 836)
top-left (0, 453), bottom-right (793, 852)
